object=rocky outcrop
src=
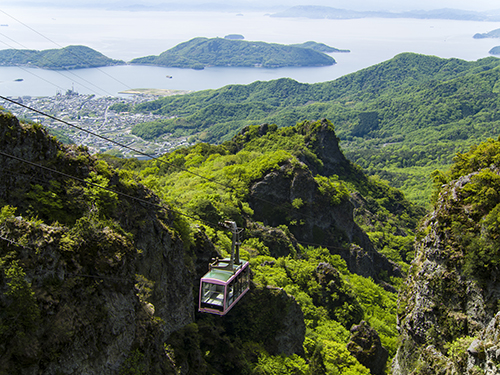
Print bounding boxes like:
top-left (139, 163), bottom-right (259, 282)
top-left (347, 321), bottom-right (388, 375)
top-left (297, 118), bottom-right (352, 178)
top-left (249, 160), bottom-right (400, 281)
top-left (393, 168), bottom-right (500, 374)
top-left (467, 312), bottom-right (500, 373)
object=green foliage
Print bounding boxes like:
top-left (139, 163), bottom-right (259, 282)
top-left (444, 336), bottom-right (475, 372)
top-left (348, 274), bottom-right (398, 356)
top-left (134, 274), bottom-right (154, 304)
top-left (321, 340), bottom-right (370, 375)
top-left (289, 41), bottom-right (349, 53)
top-left (25, 182), bottom-right (67, 223)
top-left (0, 205), bottom-right (16, 223)
top-left (250, 246), bottom-right (399, 362)
top-left (426, 138), bottom-right (500, 279)
top-left (315, 176), bottom-right (350, 205)
top-left (118, 349), bottom-right (146, 375)
top-left (254, 353), bottom-right (308, 375)
top-left (108, 117), bottom-right (413, 373)
top-left (83, 171), bottom-right (119, 216)
top-left (109, 102), bottom-right (133, 113)
top-left (0, 260), bottom-right (40, 336)
top-left (129, 37), bottom-right (335, 69)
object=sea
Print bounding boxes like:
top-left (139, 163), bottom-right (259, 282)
top-left (0, 6), bottom-right (500, 97)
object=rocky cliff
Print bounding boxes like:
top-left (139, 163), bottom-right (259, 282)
top-left (0, 111), bottom-right (194, 374)
top-left (394, 139), bottom-right (500, 374)
top-left (0, 112), bottom-right (306, 374)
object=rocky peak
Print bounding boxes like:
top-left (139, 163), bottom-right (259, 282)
top-left (297, 118), bottom-right (352, 177)
top-left (248, 160), bottom-right (401, 281)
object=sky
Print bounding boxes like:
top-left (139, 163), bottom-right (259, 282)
top-left (5, 0), bottom-right (500, 12)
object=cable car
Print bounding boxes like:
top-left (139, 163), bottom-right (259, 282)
top-left (199, 221), bottom-right (250, 316)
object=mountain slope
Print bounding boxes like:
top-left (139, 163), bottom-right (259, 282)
top-left (128, 53), bottom-right (500, 205)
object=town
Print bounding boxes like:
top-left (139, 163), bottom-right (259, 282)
top-left (0, 89), bottom-right (192, 158)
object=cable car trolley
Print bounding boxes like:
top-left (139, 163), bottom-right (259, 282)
top-left (199, 221), bottom-right (250, 316)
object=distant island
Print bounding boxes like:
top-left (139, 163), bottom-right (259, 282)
top-left (224, 34), bottom-right (245, 40)
top-left (474, 28), bottom-right (500, 39)
top-left (289, 41), bottom-right (350, 53)
top-left (489, 46), bottom-right (500, 55)
top-left (129, 37), bottom-right (336, 69)
top-left (0, 45), bottom-right (125, 70)
top-left (271, 6), bottom-right (500, 21)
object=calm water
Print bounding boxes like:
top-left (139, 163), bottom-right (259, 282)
top-left (1, 6), bottom-right (500, 97)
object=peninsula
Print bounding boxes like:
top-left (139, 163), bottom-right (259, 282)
top-left (0, 45), bottom-right (125, 70)
top-left (474, 28), bottom-right (500, 39)
top-left (290, 41), bottom-right (350, 53)
top-left (489, 46), bottom-right (500, 55)
top-left (129, 37), bottom-right (336, 69)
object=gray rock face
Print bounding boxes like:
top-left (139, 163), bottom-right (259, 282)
top-left (249, 160), bottom-right (400, 281)
top-left (467, 312), bottom-right (500, 374)
top-left (393, 169), bottom-right (500, 374)
top-left (347, 321), bottom-right (389, 375)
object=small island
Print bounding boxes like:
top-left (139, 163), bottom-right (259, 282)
top-left (129, 37), bottom-right (336, 69)
top-left (224, 34), bottom-right (245, 40)
top-left (0, 45), bottom-right (125, 70)
top-left (489, 46), bottom-right (500, 55)
top-left (474, 28), bottom-right (500, 39)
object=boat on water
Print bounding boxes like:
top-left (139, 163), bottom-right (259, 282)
top-left (166, 75), bottom-right (172, 79)
top-left (14, 78), bottom-right (23, 82)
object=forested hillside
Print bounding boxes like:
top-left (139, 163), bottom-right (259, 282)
top-left (0, 109), bottom-right (424, 374)
top-left (126, 53), bottom-right (500, 205)
top-left (129, 37), bottom-right (336, 69)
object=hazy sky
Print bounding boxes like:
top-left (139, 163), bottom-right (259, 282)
top-left (6, 0), bottom-right (500, 12)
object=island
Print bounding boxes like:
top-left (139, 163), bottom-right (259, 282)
top-left (270, 6), bottom-right (500, 22)
top-left (474, 28), bottom-right (500, 39)
top-left (489, 46), bottom-right (500, 55)
top-left (129, 37), bottom-right (336, 69)
top-left (289, 41), bottom-right (350, 53)
top-left (0, 45), bottom-right (125, 70)
top-left (224, 34), bottom-right (245, 40)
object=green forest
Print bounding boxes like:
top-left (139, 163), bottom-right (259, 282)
top-left (0, 45), bottom-right (125, 69)
top-left (128, 37), bottom-right (336, 69)
top-left (123, 53), bottom-right (500, 206)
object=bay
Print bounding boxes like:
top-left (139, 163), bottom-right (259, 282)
top-left (0, 6), bottom-right (499, 97)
